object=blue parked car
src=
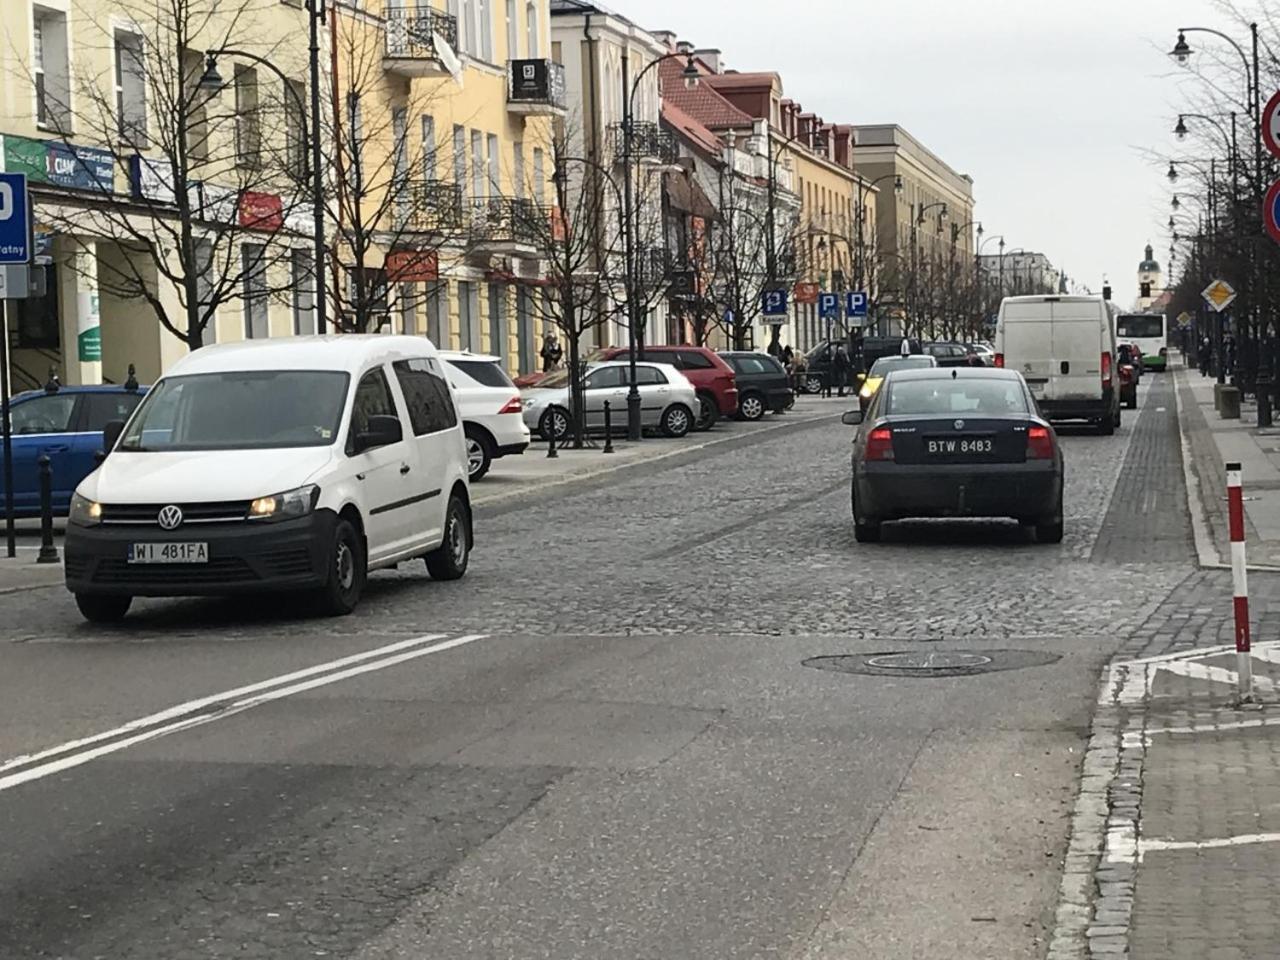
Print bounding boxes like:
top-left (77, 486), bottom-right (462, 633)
top-left (1, 381), bottom-right (148, 517)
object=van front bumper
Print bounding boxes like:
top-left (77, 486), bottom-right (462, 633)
top-left (64, 511), bottom-right (336, 597)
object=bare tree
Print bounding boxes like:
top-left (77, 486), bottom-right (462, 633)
top-left (324, 11), bottom-right (471, 334)
top-left (26, 0), bottom-right (309, 350)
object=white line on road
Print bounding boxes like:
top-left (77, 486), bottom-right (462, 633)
top-left (0, 632), bottom-right (486, 792)
top-left (1138, 833), bottom-right (1280, 860)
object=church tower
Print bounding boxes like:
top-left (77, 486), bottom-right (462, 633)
top-left (1137, 243), bottom-right (1162, 310)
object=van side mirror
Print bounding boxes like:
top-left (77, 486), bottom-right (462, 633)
top-left (841, 410), bottom-right (865, 426)
top-left (353, 414), bottom-right (402, 453)
top-left (102, 419), bottom-right (126, 456)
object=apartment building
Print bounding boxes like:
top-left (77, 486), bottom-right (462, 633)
top-left (0, 0), bottom-right (317, 388)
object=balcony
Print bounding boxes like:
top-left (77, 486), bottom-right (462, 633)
top-left (468, 197), bottom-right (544, 256)
top-left (507, 59), bottom-right (567, 116)
top-left (608, 121), bottom-right (679, 167)
top-left (636, 246), bottom-right (672, 289)
top-left (402, 179), bottom-right (466, 236)
top-left (382, 5), bottom-right (458, 79)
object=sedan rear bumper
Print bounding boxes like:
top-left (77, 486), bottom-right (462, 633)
top-left (855, 460), bottom-right (1061, 522)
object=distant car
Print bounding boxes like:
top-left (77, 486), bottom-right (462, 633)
top-left (924, 341), bottom-right (984, 367)
top-left (843, 366), bottom-right (1064, 544)
top-left (718, 351), bottom-right (793, 419)
top-left (0, 383), bottom-right (148, 517)
top-left (587, 345), bottom-right (738, 431)
top-left (521, 361), bottom-right (698, 440)
top-left (803, 337), bottom-right (923, 393)
top-left (969, 343), bottom-right (996, 363)
top-left (513, 370), bottom-right (549, 390)
top-left (439, 351), bottom-right (530, 480)
top-left (858, 354), bottom-right (938, 412)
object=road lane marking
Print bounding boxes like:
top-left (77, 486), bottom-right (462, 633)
top-left (1111, 832), bottom-right (1280, 863)
top-left (0, 633), bottom-right (486, 792)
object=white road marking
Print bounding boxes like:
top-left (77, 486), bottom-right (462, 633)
top-left (1154, 658), bottom-right (1277, 693)
top-left (0, 633), bottom-right (486, 793)
top-left (1139, 833), bottom-right (1280, 860)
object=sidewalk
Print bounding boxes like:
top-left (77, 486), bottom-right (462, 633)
top-left (1175, 363), bottom-right (1280, 568)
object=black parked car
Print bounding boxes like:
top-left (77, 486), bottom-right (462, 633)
top-left (718, 351), bottom-right (794, 420)
top-left (801, 336), bottom-right (923, 393)
top-left (924, 341), bottom-right (985, 367)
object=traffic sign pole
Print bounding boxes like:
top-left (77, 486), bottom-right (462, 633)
top-left (1, 300), bottom-right (14, 559)
top-left (0, 172), bottom-right (31, 560)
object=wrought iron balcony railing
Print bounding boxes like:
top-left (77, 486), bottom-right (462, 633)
top-left (468, 196), bottom-right (544, 248)
top-left (383, 5), bottom-right (458, 76)
top-left (608, 121), bottom-right (679, 166)
top-left (507, 59), bottom-right (567, 113)
top-left (403, 179), bottom-right (466, 235)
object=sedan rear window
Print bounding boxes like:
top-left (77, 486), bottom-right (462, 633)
top-left (887, 378), bottom-right (1030, 416)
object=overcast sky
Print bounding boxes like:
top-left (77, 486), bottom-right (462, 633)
top-left (624, 0), bottom-right (1239, 302)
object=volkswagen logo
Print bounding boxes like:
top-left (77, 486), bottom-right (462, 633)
top-left (157, 505), bottom-right (184, 530)
top-left (954, 419), bottom-right (965, 431)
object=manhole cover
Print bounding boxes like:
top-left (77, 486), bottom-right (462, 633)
top-left (866, 652), bottom-right (993, 671)
top-left (803, 649), bottom-right (1061, 678)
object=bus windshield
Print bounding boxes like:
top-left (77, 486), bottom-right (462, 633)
top-left (1117, 315), bottom-right (1164, 339)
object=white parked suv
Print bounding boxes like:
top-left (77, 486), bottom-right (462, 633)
top-left (63, 336), bottom-right (473, 622)
top-left (438, 351), bottom-right (530, 480)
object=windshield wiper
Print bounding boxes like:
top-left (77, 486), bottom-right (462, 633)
top-left (117, 443), bottom-right (151, 452)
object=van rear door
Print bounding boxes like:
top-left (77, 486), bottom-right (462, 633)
top-left (1000, 301), bottom-right (1054, 401)
top-left (1049, 300), bottom-right (1104, 401)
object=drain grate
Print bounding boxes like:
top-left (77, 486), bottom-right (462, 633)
top-left (803, 649), bottom-right (1060, 678)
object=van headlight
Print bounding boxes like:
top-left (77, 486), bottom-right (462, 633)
top-left (69, 493), bottom-right (103, 527)
top-left (248, 485), bottom-right (320, 522)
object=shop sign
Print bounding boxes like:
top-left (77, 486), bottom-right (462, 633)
top-left (238, 191), bottom-right (284, 231)
top-left (386, 249), bottom-right (439, 282)
top-left (1, 134), bottom-right (114, 193)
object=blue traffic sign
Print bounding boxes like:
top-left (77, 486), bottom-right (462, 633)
top-left (0, 174), bottom-right (31, 265)
top-left (818, 292), bottom-right (840, 318)
top-left (762, 289), bottom-right (788, 316)
top-left (846, 290), bottom-right (869, 317)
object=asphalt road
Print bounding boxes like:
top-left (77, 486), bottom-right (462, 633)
top-left (0, 378), bottom-right (1196, 959)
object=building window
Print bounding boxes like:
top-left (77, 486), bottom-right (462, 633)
top-left (400, 284), bottom-right (418, 335)
top-left (426, 279), bottom-right (446, 345)
top-left (285, 78), bottom-right (307, 179)
top-left (513, 140), bottom-right (525, 199)
top-left (477, 0), bottom-right (493, 62)
top-left (33, 8), bottom-right (70, 130)
top-left (487, 282), bottom-right (505, 360)
top-left (452, 123), bottom-right (467, 194)
top-left (184, 48), bottom-right (209, 163)
top-left (114, 30), bottom-right (147, 145)
top-left (457, 280), bottom-right (475, 350)
top-left (346, 92), bottom-right (363, 192)
top-left (506, 0), bottom-right (518, 59)
top-left (470, 130), bottom-right (484, 198)
top-left (195, 240), bottom-right (216, 342)
top-left (292, 249), bottom-right (315, 335)
top-left (421, 114), bottom-right (436, 180)
top-left (242, 244), bottom-right (269, 339)
top-left (235, 64), bottom-right (260, 168)
top-left (525, 0), bottom-right (539, 57)
top-left (517, 286), bottom-right (533, 373)
top-left (532, 147), bottom-right (545, 203)
top-left (486, 133), bottom-right (499, 193)
top-left (392, 107), bottom-right (409, 226)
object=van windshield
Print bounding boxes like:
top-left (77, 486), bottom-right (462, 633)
top-left (118, 370), bottom-right (351, 451)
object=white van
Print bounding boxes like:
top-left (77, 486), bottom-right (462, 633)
top-left (63, 336), bottom-right (472, 622)
top-left (994, 295), bottom-right (1121, 435)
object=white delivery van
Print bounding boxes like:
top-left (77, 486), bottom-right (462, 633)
top-left (994, 295), bottom-right (1121, 435)
top-left (63, 336), bottom-right (473, 622)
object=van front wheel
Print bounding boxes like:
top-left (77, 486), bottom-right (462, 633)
top-left (315, 518), bottom-right (366, 616)
top-left (426, 495), bottom-right (471, 581)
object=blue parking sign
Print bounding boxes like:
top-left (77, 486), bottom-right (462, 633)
top-left (0, 174), bottom-right (31, 265)
top-left (818, 292), bottom-right (840, 318)
top-left (762, 288), bottom-right (788, 316)
top-left (846, 290), bottom-right (868, 317)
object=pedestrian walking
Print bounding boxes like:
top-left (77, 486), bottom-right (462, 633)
top-left (791, 351), bottom-right (808, 394)
top-left (781, 344), bottom-right (794, 369)
top-left (1199, 336), bottom-right (1212, 378)
top-left (833, 344), bottom-right (852, 397)
top-left (818, 343), bottom-right (835, 398)
top-left (541, 333), bottom-right (563, 373)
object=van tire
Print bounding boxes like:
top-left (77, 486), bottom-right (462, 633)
top-left (426, 495), bottom-right (471, 581)
top-left (75, 593), bottom-right (132, 624)
top-left (315, 518), bottom-right (365, 616)
top-left (1097, 415), bottom-right (1115, 437)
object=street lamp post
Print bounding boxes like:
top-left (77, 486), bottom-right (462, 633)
top-left (852, 173), bottom-right (903, 335)
top-left (200, 41), bottom-right (326, 334)
top-left (948, 219), bottom-right (980, 337)
top-left (909, 201), bottom-right (948, 338)
top-left (619, 50), bottom-right (699, 440)
top-left (762, 129), bottom-right (803, 350)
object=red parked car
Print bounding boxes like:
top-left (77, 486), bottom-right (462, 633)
top-left (586, 345), bottom-right (739, 430)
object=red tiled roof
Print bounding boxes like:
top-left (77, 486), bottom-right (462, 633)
top-left (661, 100), bottom-right (723, 157)
top-left (660, 57), bottom-right (753, 131)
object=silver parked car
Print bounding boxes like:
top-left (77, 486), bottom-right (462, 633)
top-left (521, 361), bottom-right (698, 441)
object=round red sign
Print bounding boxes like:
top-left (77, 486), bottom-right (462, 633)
top-left (1264, 91), bottom-right (1280, 160)
top-left (1264, 179), bottom-right (1280, 245)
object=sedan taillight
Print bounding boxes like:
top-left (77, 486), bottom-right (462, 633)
top-left (499, 396), bottom-right (522, 414)
top-left (866, 427), bottom-right (895, 461)
top-left (1026, 425), bottom-right (1055, 459)
top-left (994, 353), bottom-right (1005, 368)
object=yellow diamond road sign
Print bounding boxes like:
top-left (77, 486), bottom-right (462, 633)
top-left (1177, 311), bottom-right (1193, 328)
top-left (1203, 279), bottom-right (1237, 313)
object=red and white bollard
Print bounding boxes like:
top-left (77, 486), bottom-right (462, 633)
top-left (1227, 461), bottom-right (1254, 701)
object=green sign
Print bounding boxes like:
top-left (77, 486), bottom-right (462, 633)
top-left (78, 326), bottom-right (101, 362)
top-left (3, 135), bottom-right (47, 181)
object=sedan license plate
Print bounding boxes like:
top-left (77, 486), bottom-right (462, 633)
top-left (926, 437), bottom-right (993, 456)
top-left (128, 542), bottom-right (209, 564)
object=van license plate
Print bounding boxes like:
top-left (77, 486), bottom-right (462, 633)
top-left (128, 543), bottom-right (209, 564)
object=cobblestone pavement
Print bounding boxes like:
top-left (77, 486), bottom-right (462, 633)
top-left (0, 374), bottom-right (1205, 960)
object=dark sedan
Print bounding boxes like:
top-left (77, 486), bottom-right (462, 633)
top-left (843, 367), bottom-right (1064, 544)
top-left (718, 351), bottom-right (793, 419)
